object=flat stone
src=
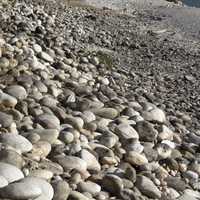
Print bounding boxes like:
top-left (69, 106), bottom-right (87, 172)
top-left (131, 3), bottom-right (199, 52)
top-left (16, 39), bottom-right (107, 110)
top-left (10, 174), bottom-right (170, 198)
top-left (0, 162), bottom-right (24, 183)
top-left (53, 155), bottom-right (87, 173)
top-left (126, 151), bottom-right (148, 166)
top-left (136, 175), bottom-right (161, 199)
top-left (115, 123), bottom-right (139, 140)
top-left (78, 181), bottom-right (101, 195)
top-left (0, 111), bottom-right (13, 127)
top-left (165, 176), bottom-right (186, 191)
top-left (5, 85), bottom-right (27, 100)
top-left (39, 51), bottom-right (54, 62)
top-left (80, 149), bottom-right (101, 171)
top-left (92, 107), bottom-right (118, 119)
top-left (52, 180), bottom-right (70, 200)
top-left (0, 180), bottom-right (42, 199)
top-left (0, 134), bottom-right (32, 153)
top-left (37, 114), bottom-right (60, 129)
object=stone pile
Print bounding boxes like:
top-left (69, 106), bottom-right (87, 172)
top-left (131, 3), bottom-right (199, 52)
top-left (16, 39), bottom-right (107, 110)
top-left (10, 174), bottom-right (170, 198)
top-left (0, 1), bottom-right (199, 200)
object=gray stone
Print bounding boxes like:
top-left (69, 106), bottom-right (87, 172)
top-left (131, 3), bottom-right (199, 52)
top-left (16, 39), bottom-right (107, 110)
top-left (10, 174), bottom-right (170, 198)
top-left (136, 175), bottom-right (161, 199)
top-left (52, 180), bottom-right (70, 200)
top-left (0, 181), bottom-right (42, 199)
top-left (0, 148), bottom-right (24, 168)
top-left (53, 155), bottom-right (87, 173)
top-left (92, 107), bottom-right (118, 119)
top-left (78, 181), bottom-right (101, 195)
top-left (0, 111), bottom-right (13, 127)
top-left (39, 51), bottom-right (54, 62)
top-left (5, 85), bottom-right (27, 100)
top-left (19, 177), bottom-right (54, 200)
top-left (69, 191), bottom-right (90, 200)
top-left (135, 121), bottom-right (158, 142)
top-left (102, 174), bottom-right (123, 195)
top-left (37, 114), bottom-right (60, 129)
top-left (26, 129), bottom-right (59, 144)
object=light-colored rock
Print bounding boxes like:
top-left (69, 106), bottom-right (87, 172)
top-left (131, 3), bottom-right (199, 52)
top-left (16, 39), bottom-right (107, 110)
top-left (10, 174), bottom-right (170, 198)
top-left (0, 162), bottom-right (24, 183)
top-left (0, 92), bottom-right (18, 108)
top-left (115, 123), bottom-right (139, 140)
top-left (78, 181), bottom-right (101, 195)
top-left (65, 115), bottom-right (84, 130)
top-left (142, 108), bottom-right (166, 123)
top-left (53, 155), bottom-right (87, 173)
top-left (0, 175), bottom-right (8, 188)
top-left (19, 177), bottom-right (54, 200)
top-left (126, 151), bottom-right (148, 166)
top-left (39, 51), bottom-right (54, 62)
top-left (29, 169), bottom-right (53, 180)
top-left (0, 134), bottom-right (32, 153)
top-left (80, 149), bottom-right (101, 171)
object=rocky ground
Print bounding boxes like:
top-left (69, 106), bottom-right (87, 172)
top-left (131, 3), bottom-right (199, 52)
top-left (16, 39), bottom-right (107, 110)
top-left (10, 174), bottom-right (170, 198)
top-left (0, 0), bottom-right (200, 200)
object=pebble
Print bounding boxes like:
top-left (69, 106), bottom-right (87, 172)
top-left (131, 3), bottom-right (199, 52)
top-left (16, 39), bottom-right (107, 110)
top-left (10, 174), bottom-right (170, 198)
top-left (52, 180), bottom-right (70, 200)
top-left (92, 107), bottom-right (118, 119)
top-left (0, 134), bottom-right (33, 153)
top-left (26, 129), bottom-right (59, 144)
top-left (0, 92), bottom-right (18, 108)
top-left (0, 181), bottom-right (42, 199)
top-left (115, 123), bottom-right (139, 140)
top-left (37, 114), bottom-right (60, 129)
top-left (39, 51), bottom-right (54, 62)
top-left (69, 191), bottom-right (90, 200)
top-left (78, 181), bottom-right (101, 195)
top-left (0, 162), bottom-right (24, 183)
top-left (135, 120), bottom-right (158, 142)
top-left (53, 155), bottom-right (87, 173)
top-left (142, 108), bottom-right (166, 123)
top-left (5, 85), bottom-right (27, 100)
top-left (0, 111), bottom-right (13, 127)
top-left (80, 149), bottom-right (101, 171)
top-left (126, 151), bottom-right (148, 166)
top-left (0, 148), bottom-right (24, 168)
top-left (136, 175), bottom-right (162, 199)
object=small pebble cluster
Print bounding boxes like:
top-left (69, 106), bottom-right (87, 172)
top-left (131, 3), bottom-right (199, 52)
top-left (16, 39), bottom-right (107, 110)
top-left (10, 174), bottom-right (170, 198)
top-left (0, 1), bottom-right (199, 200)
